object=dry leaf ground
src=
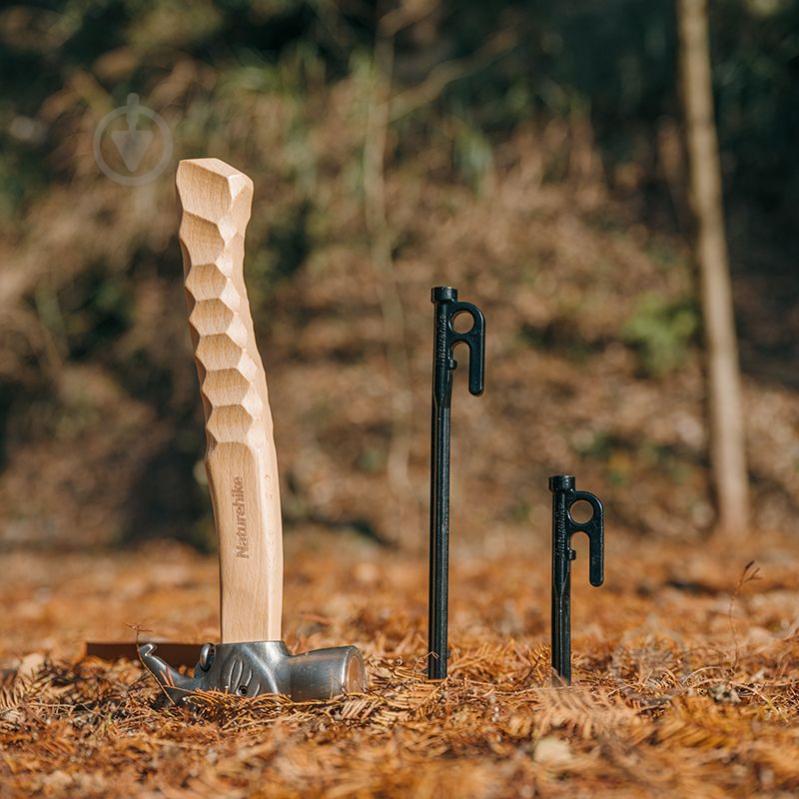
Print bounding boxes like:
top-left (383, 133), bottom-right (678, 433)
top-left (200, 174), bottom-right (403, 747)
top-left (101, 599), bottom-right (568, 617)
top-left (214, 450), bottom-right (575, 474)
top-left (2, 528), bottom-right (799, 797)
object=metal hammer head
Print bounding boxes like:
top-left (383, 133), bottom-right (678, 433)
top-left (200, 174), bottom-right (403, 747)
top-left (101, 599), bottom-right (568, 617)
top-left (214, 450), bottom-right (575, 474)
top-left (139, 641), bottom-right (366, 704)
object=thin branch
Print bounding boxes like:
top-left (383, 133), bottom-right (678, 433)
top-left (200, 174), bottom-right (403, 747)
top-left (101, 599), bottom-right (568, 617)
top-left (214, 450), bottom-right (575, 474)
top-left (389, 29), bottom-right (518, 122)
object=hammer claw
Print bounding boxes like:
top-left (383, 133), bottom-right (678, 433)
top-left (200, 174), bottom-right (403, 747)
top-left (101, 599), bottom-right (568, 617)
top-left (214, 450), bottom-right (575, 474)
top-left (138, 643), bottom-right (200, 702)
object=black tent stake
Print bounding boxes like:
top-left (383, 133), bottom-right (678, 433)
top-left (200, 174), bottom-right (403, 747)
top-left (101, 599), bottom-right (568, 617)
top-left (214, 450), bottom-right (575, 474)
top-left (428, 286), bottom-right (485, 679)
top-left (549, 475), bottom-right (605, 684)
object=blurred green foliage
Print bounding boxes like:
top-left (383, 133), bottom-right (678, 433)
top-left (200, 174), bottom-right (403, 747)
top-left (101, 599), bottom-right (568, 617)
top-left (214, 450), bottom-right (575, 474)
top-left (623, 294), bottom-right (700, 377)
top-left (2, 1), bottom-right (798, 221)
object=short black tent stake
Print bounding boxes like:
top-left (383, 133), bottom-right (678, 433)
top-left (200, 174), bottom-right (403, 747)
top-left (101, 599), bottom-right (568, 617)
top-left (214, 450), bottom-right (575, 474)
top-left (428, 286), bottom-right (485, 679)
top-left (549, 475), bottom-right (605, 684)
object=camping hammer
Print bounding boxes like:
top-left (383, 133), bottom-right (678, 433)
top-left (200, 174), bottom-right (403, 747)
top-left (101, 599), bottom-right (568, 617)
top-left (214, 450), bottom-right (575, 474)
top-left (138, 158), bottom-right (366, 703)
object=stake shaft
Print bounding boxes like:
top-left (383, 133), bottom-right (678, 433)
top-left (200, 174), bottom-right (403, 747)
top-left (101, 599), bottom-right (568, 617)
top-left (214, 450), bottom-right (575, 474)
top-left (550, 481), bottom-right (573, 683)
top-left (428, 400), bottom-right (452, 678)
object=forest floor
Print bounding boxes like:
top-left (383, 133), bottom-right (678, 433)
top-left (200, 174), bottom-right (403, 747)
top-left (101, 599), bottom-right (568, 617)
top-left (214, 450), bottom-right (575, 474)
top-left (2, 529), bottom-right (799, 798)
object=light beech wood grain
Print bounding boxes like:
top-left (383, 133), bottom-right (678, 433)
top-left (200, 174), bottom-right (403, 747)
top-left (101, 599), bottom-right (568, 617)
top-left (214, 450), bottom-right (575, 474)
top-left (177, 158), bottom-right (283, 642)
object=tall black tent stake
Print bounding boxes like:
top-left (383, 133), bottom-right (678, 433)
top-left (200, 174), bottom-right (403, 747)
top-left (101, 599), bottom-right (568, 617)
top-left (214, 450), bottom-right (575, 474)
top-left (549, 475), bottom-right (605, 684)
top-left (428, 286), bottom-right (485, 680)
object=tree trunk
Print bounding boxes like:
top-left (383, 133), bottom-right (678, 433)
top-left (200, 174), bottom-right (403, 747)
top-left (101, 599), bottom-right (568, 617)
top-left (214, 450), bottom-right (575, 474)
top-left (678, 0), bottom-right (750, 537)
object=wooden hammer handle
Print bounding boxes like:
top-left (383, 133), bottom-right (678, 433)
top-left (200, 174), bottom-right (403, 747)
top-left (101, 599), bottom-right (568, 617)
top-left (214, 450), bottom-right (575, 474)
top-left (176, 158), bottom-right (283, 643)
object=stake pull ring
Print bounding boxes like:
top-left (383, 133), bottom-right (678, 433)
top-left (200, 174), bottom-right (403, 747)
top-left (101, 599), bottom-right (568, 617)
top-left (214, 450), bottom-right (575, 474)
top-left (549, 475), bottom-right (604, 586)
top-left (432, 286), bottom-right (485, 402)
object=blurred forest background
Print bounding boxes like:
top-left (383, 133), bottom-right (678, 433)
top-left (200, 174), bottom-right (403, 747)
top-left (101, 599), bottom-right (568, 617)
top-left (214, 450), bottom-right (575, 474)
top-left (1, 0), bottom-right (798, 552)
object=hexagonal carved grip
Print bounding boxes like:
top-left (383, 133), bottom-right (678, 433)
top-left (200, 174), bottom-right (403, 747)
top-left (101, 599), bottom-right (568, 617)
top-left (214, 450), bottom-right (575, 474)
top-left (177, 158), bottom-right (282, 643)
